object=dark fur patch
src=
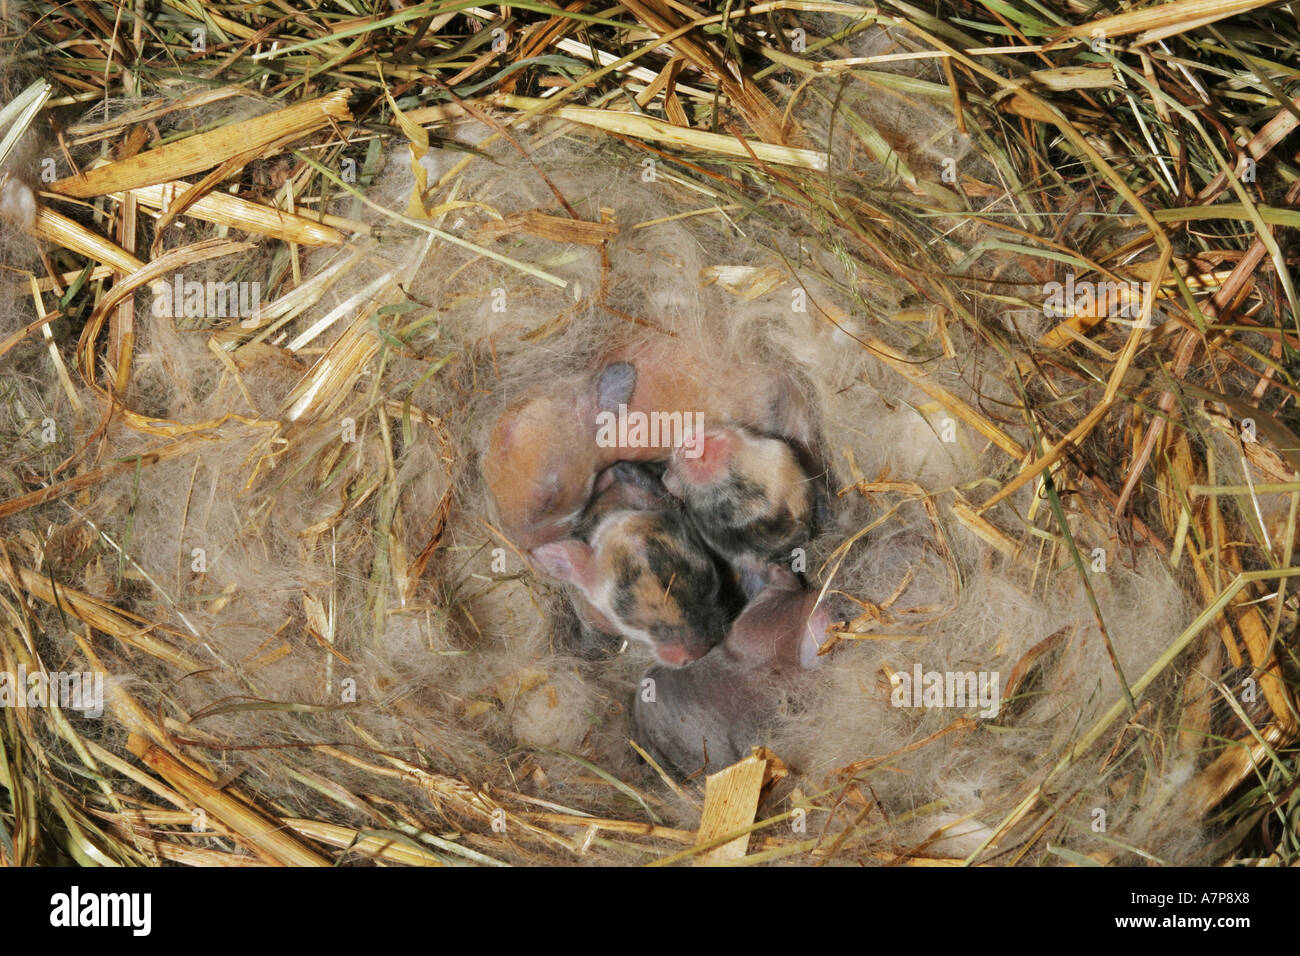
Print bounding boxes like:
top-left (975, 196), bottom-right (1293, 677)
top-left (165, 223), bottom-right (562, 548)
top-left (691, 472), bottom-right (803, 559)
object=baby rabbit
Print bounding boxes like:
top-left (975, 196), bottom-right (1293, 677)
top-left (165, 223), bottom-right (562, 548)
top-left (632, 564), bottom-right (835, 779)
top-left (484, 339), bottom-right (821, 550)
top-left (532, 462), bottom-right (736, 666)
top-left (663, 426), bottom-right (819, 573)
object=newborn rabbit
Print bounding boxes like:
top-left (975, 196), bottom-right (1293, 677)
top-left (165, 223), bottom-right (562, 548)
top-left (531, 462), bottom-right (736, 666)
top-left (632, 564), bottom-right (836, 779)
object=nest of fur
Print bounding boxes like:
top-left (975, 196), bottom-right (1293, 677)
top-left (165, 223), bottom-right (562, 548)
top-left (1, 2), bottom-right (1298, 866)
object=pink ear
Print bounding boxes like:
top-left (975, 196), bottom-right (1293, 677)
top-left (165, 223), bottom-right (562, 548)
top-left (531, 540), bottom-right (594, 587)
top-left (799, 606), bottom-right (833, 670)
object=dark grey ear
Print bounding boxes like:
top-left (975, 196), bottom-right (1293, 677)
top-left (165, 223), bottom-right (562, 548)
top-left (596, 361), bottom-right (636, 410)
top-left (740, 568), bottom-right (769, 601)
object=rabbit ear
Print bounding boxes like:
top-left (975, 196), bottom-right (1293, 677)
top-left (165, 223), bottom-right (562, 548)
top-left (530, 539), bottom-right (595, 587)
top-left (800, 603), bottom-right (836, 670)
top-left (595, 361), bottom-right (636, 410)
top-left (739, 567), bottom-right (768, 601)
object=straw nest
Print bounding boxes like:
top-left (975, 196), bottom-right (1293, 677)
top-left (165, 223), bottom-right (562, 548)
top-left (1, 1), bottom-right (1298, 866)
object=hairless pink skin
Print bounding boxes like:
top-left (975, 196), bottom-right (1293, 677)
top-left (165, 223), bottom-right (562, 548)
top-left (632, 565), bottom-right (837, 779)
top-left (662, 428), bottom-right (737, 492)
top-left (484, 339), bottom-right (816, 550)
